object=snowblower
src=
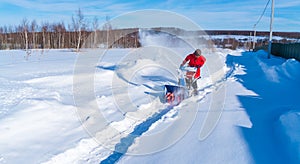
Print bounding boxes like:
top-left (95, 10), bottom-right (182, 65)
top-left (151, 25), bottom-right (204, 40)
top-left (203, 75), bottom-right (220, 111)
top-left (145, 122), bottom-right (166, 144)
top-left (164, 66), bottom-right (199, 105)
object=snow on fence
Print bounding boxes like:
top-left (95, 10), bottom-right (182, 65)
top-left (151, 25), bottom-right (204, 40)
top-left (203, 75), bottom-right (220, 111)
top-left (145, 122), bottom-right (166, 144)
top-left (271, 43), bottom-right (300, 61)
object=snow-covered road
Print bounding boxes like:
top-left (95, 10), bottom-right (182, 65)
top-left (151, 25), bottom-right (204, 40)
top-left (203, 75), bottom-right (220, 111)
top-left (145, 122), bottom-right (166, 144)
top-left (0, 47), bottom-right (299, 164)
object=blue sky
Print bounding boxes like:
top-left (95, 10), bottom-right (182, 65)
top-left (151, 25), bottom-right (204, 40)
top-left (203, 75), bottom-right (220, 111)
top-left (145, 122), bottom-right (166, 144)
top-left (0, 0), bottom-right (299, 32)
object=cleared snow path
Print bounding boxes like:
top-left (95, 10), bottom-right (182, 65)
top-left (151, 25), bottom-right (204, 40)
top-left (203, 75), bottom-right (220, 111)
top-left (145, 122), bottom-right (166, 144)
top-left (99, 61), bottom-right (233, 163)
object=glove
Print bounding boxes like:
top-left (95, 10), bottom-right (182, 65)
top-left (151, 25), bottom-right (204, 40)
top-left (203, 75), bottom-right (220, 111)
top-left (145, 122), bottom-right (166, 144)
top-left (179, 65), bottom-right (184, 70)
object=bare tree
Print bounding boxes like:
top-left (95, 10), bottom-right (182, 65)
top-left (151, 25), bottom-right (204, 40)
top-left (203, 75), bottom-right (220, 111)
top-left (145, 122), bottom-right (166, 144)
top-left (72, 8), bottom-right (85, 52)
top-left (52, 23), bottom-right (58, 48)
top-left (92, 16), bottom-right (99, 48)
top-left (0, 27), bottom-right (3, 49)
top-left (21, 18), bottom-right (30, 57)
top-left (31, 20), bottom-right (38, 49)
top-left (59, 22), bottom-right (66, 49)
top-left (49, 24), bottom-right (55, 48)
top-left (103, 16), bottom-right (112, 48)
top-left (41, 22), bottom-right (49, 49)
top-left (67, 24), bottom-right (73, 49)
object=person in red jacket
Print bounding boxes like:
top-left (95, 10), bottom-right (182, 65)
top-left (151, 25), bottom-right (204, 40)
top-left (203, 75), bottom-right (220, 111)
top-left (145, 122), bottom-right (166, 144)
top-left (180, 49), bottom-right (206, 95)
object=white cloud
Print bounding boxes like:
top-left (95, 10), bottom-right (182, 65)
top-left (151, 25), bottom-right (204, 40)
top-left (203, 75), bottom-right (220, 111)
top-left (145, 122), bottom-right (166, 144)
top-left (0, 0), bottom-right (299, 32)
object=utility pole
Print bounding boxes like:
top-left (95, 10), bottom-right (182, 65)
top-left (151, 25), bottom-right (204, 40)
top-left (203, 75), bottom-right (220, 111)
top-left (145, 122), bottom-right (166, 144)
top-left (253, 24), bottom-right (257, 51)
top-left (268, 0), bottom-right (275, 59)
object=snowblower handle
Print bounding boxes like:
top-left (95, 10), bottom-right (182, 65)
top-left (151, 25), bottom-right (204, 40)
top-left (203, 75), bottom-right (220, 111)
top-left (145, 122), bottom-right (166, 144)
top-left (180, 66), bottom-right (197, 72)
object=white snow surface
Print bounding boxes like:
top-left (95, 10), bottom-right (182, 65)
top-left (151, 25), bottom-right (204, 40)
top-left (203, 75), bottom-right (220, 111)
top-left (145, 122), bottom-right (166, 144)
top-left (0, 46), bottom-right (300, 163)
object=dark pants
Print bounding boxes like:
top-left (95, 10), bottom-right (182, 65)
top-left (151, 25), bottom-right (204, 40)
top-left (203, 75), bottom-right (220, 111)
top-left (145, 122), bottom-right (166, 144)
top-left (185, 78), bottom-right (197, 90)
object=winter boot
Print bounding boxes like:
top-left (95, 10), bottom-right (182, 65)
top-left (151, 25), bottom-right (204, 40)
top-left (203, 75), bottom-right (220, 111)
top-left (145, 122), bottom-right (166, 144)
top-left (193, 89), bottom-right (199, 96)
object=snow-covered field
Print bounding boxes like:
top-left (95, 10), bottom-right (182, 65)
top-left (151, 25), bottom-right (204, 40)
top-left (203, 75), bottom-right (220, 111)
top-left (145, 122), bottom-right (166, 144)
top-left (0, 38), bottom-right (300, 163)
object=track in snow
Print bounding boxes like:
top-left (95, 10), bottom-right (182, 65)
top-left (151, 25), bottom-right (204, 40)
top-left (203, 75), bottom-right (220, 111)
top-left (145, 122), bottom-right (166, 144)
top-left (100, 106), bottom-right (174, 164)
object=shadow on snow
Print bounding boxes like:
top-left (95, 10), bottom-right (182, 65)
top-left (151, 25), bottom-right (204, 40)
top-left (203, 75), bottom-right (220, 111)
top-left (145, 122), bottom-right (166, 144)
top-left (226, 51), bottom-right (300, 164)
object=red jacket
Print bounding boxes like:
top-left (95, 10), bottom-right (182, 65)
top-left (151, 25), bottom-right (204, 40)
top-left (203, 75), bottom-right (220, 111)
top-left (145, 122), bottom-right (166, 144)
top-left (183, 53), bottom-right (206, 68)
top-left (182, 53), bottom-right (206, 79)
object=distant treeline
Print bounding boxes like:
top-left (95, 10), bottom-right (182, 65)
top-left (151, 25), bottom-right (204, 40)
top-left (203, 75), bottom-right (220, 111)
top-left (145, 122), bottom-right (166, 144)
top-left (1, 8), bottom-right (300, 51)
top-left (0, 28), bottom-right (140, 50)
top-left (1, 13), bottom-right (300, 51)
top-left (0, 8), bottom-right (142, 51)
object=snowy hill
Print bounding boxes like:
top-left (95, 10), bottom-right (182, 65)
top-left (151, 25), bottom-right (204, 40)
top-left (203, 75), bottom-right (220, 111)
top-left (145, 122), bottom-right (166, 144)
top-left (0, 46), bottom-right (300, 163)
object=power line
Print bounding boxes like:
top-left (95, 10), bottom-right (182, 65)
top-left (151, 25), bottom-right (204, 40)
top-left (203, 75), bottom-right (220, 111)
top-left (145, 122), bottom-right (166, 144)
top-left (252, 0), bottom-right (271, 50)
top-left (254, 0), bottom-right (271, 27)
